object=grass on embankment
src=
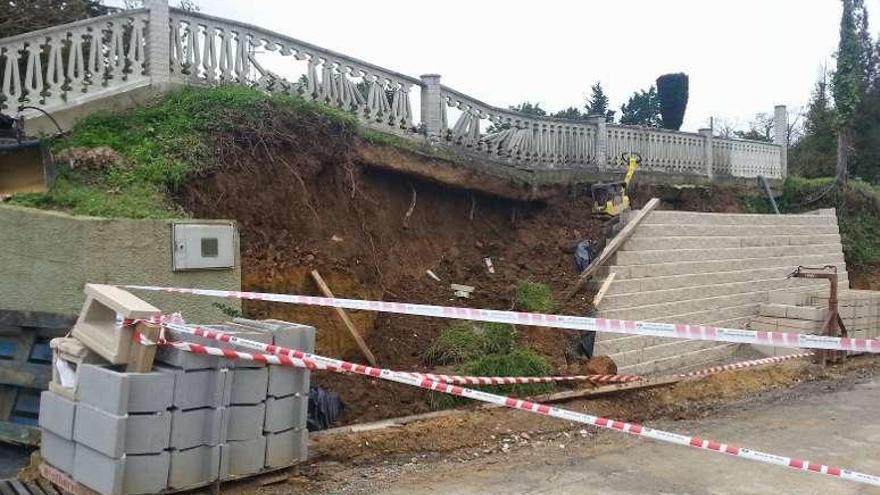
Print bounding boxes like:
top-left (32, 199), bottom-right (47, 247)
top-left (9, 86), bottom-right (358, 219)
top-left (741, 176), bottom-right (880, 270)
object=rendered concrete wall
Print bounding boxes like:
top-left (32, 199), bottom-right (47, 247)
top-left (0, 204), bottom-right (240, 323)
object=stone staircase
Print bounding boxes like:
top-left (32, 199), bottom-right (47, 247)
top-left (595, 209), bottom-right (848, 375)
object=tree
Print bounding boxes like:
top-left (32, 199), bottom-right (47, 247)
top-left (584, 82), bottom-right (615, 122)
top-left (832, 0), bottom-right (872, 181)
top-left (550, 106), bottom-right (585, 120)
top-left (619, 86), bottom-right (661, 126)
top-left (487, 101), bottom-right (546, 133)
top-left (656, 73), bottom-right (689, 130)
top-left (734, 113), bottom-right (774, 142)
top-left (0, 0), bottom-right (109, 37)
top-left (790, 72), bottom-right (838, 177)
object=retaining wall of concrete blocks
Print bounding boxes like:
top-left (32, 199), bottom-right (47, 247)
top-left (39, 319), bottom-right (315, 495)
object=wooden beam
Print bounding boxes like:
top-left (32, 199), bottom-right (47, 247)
top-left (591, 272), bottom-right (616, 308)
top-left (0, 420), bottom-right (40, 446)
top-left (310, 270), bottom-right (378, 366)
top-left (565, 198), bottom-right (660, 300)
top-left (530, 374), bottom-right (682, 403)
top-left (125, 322), bottom-right (160, 373)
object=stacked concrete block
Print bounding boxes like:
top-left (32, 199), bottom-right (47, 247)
top-left (595, 209), bottom-right (850, 374)
top-left (48, 337), bottom-right (105, 400)
top-left (40, 318), bottom-right (313, 494)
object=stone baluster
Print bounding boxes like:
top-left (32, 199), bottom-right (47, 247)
top-left (128, 19), bottom-right (146, 78)
top-left (23, 41), bottom-right (44, 103)
top-left (217, 28), bottom-right (233, 82)
top-left (85, 28), bottom-right (100, 85)
top-left (234, 31), bottom-right (249, 83)
top-left (107, 22), bottom-right (125, 82)
top-left (67, 29), bottom-right (87, 93)
top-left (1, 44), bottom-right (23, 110)
top-left (186, 23), bottom-right (202, 80)
top-left (44, 36), bottom-right (65, 106)
top-left (202, 25), bottom-right (217, 83)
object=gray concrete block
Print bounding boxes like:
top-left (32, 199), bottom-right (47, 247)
top-left (74, 444), bottom-right (170, 495)
top-left (229, 367), bottom-right (268, 405)
top-left (74, 402), bottom-right (171, 457)
top-left (265, 428), bottom-right (307, 468)
top-left (225, 404), bottom-right (265, 442)
top-left (39, 390), bottom-right (76, 439)
top-left (264, 395), bottom-right (308, 433)
top-left (168, 445), bottom-right (221, 491)
top-left (41, 430), bottom-right (75, 474)
top-left (156, 346), bottom-right (219, 370)
top-left (77, 364), bottom-right (173, 415)
top-left (170, 407), bottom-right (223, 450)
top-left (157, 366), bottom-right (227, 410)
top-left (221, 436), bottom-right (266, 479)
top-left (205, 324), bottom-right (273, 369)
top-left (268, 367), bottom-right (309, 398)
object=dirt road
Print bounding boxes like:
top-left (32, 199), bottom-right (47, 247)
top-left (358, 374), bottom-right (880, 494)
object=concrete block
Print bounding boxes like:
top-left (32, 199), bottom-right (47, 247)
top-left (205, 324), bottom-right (273, 369)
top-left (785, 305), bottom-right (827, 321)
top-left (268, 367), bottom-right (309, 398)
top-left (41, 430), bottom-right (76, 474)
top-left (221, 436), bottom-right (266, 479)
top-left (225, 403), bottom-right (265, 441)
top-left (170, 407), bottom-right (223, 450)
top-left (246, 319), bottom-right (316, 353)
top-left (77, 364), bottom-right (173, 415)
top-left (265, 428), bottom-right (308, 468)
top-left (157, 366), bottom-right (227, 410)
top-left (74, 444), bottom-right (169, 495)
top-left (768, 291), bottom-right (810, 306)
top-left (229, 367), bottom-right (268, 405)
top-left (759, 303), bottom-right (788, 318)
top-left (71, 284), bottom-right (160, 365)
top-left (168, 445), bottom-right (221, 490)
top-left (49, 337), bottom-right (105, 400)
top-left (264, 395), bottom-right (308, 433)
top-left (74, 402), bottom-right (170, 457)
top-left (39, 390), bottom-right (76, 439)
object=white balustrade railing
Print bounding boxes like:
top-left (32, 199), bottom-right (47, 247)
top-left (0, 0), bottom-right (787, 180)
top-left (0, 9), bottom-right (150, 113)
top-left (168, 9), bottom-right (419, 132)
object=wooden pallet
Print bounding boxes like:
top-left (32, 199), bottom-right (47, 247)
top-left (0, 477), bottom-right (61, 495)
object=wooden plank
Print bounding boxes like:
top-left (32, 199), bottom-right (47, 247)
top-left (565, 197), bottom-right (660, 299)
top-left (0, 421), bottom-right (40, 446)
top-left (531, 375), bottom-right (682, 403)
top-left (26, 482), bottom-right (47, 495)
top-left (9, 480), bottom-right (32, 495)
top-left (37, 480), bottom-right (59, 495)
top-left (310, 270), bottom-right (378, 366)
top-left (0, 481), bottom-right (16, 495)
top-left (0, 362), bottom-right (52, 389)
top-left (125, 323), bottom-right (161, 373)
top-left (591, 272), bottom-right (617, 308)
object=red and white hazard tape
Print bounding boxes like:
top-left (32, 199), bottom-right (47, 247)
top-left (409, 372), bottom-right (640, 385)
top-left (682, 352), bottom-right (813, 379)
top-left (121, 285), bottom-right (880, 355)
top-left (136, 319), bottom-right (880, 488)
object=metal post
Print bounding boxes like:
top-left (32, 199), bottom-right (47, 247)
top-left (788, 265), bottom-right (847, 366)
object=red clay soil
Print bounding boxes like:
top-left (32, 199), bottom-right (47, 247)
top-left (175, 113), bottom-right (746, 424)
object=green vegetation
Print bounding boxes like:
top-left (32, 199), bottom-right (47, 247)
top-left (428, 348), bottom-right (555, 410)
top-left (424, 321), bottom-right (516, 366)
top-left (514, 280), bottom-right (555, 313)
top-left (7, 86), bottom-right (368, 218)
top-left (742, 176), bottom-right (880, 269)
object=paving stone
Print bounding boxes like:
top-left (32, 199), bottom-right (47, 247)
top-left (74, 401), bottom-right (170, 457)
top-left (76, 364), bottom-right (173, 415)
top-left (167, 445), bottom-right (221, 491)
top-left (41, 430), bottom-right (75, 474)
top-left (39, 391), bottom-right (75, 439)
top-left (264, 395), bottom-right (308, 433)
top-left (265, 428), bottom-right (307, 468)
top-left (225, 403), bottom-right (265, 441)
top-left (170, 407), bottom-right (223, 450)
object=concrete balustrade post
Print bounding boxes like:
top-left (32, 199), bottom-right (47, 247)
top-left (699, 128), bottom-right (714, 178)
top-left (146, 0), bottom-right (171, 89)
top-left (774, 105), bottom-right (788, 178)
top-left (420, 74), bottom-right (444, 139)
top-left (587, 115), bottom-right (607, 169)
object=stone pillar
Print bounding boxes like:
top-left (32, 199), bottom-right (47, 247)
top-left (420, 74), bottom-right (444, 139)
top-left (699, 128), bottom-right (714, 178)
top-left (774, 105), bottom-right (788, 178)
top-left (146, 0), bottom-right (171, 89)
top-left (587, 114), bottom-right (607, 169)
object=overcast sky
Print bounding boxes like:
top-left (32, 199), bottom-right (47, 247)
top-left (127, 0), bottom-right (880, 131)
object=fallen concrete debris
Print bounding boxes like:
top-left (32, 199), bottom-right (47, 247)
top-left (36, 285), bottom-right (315, 495)
top-left (451, 283), bottom-right (475, 298)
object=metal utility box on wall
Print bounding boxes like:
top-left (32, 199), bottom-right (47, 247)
top-left (172, 223), bottom-right (237, 271)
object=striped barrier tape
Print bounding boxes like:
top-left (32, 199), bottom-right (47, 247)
top-left (682, 352), bottom-right (814, 378)
top-left (134, 319), bottom-right (880, 488)
top-left (121, 285), bottom-right (880, 354)
top-left (133, 329), bottom-right (640, 384)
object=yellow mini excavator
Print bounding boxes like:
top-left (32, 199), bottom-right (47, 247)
top-left (591, 151), bottom-right (640, 217)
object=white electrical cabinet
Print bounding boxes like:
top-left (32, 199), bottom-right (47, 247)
top-left (172, 223), bottom-right (236, 271)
